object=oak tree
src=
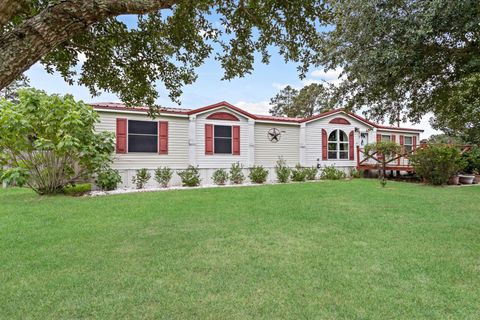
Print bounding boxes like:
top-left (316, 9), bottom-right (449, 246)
top-left (0, 0), bottom-right (329, 111)
top-left (317, 0), bottom-right (480, 130)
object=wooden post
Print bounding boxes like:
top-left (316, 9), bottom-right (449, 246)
top-left (356, 146), bottom-right (360, 169)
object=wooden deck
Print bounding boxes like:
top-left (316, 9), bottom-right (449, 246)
top-left (356, 144), bottom-right (472, 173)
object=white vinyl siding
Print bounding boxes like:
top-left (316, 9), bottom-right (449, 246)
top-left (254, 123), bottom-right (300, 166)
top-left (305, 114), bottom-right (370, 167)
top-left (195, 108), bottom-right (250, 168)
top-left (95, 111), bottom-right (190, 169)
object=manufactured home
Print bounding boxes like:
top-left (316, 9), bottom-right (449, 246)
top-left (92, 101), bottom-right (423, 187)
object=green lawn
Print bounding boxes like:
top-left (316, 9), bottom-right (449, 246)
top-left (1, 180), bottom-right (479, 319)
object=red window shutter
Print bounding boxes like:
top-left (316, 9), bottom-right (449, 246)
top-left (158, 121), bottom-right (168, 155)
top-left (398, 135), bottom-right (404, 164)
top-left (349, 130), bottom-right (354, 160)
top-left (321, 129), bottom-right (328, 160)
top-left (391, 135), bottom-right (396, 143)
top-left (413, 136), bottom-right (417, 150)
top-left (116, 118), bottom-right (127, 154)
top-left (232, 125), bottom-right (240, 155)
top-left (205, 124), bottom-right (213, 155)
top-left (376, 133), bottom-right (382, 142)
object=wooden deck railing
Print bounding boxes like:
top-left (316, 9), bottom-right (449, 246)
top-left (356, 144), bottom-right (472, 172)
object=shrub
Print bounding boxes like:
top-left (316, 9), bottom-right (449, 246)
top-left (462, 147), bottom-right (480, 174)
top-left (275, 157), bottom-right (291, 183)
top-left (349, 168), bottom-right (361, 179)
top-left (132, 168), bottom-right (151, 189)
top-left (304, 166), bottom-right (318, 180)
top-left (154, 166), bottom-right (173, 188)
top-left (320, 165), bottom-right (346, 180)
top-left (212, 169), bottom-right (229, 185)
top-left (229, 162), bottom-right (245, 184)
top-left (0, 167), bottom-right (29, 187)
top-left (249, 165), bottom-right (269, 184)
top-left (95, 168), bottom-right (122, 191)
top-left (63, 183), bottom-right (92, 196)
top-left (410, 145), bottom-right (465, 185)
top-left (177, 165), bottom-right (201, 187)
top-left (290, 164), bottom-right (307, 182)
top-left (0, 89), bottom-right (115, 195)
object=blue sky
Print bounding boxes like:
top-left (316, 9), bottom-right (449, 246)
top-left (24, 14), bottom-right (438, 138)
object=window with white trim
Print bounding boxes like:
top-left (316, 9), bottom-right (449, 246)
top-left (128, 120), bottom-right (158, 153)
top-left (404, 136), bottom-right (413, 152)
top-left (214, 125), bottom-right (232, 154)
top-left (328, 130), bottom-right (349, 160)
top-left (381, 134), bottom-right (391, 141)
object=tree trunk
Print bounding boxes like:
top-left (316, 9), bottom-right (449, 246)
top-left (0, 0), bottom-right (175, 89)
top-left (0, 0), bottom-right (28, 28)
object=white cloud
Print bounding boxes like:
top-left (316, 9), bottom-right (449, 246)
top-left (301, 78), bottom-right (322, 86)
top-left (404, 113), bottom-right (441, 139)
top-left (307, 67), bottom-right (344, 86)
top-left (235, 100), bottom-right (270, 115)
top-left (310, 68), bottom-right (343, 80)
top-left (78, 53), bottom-right (87, 63)
top-left (272, 82), bottom-right (290, 90)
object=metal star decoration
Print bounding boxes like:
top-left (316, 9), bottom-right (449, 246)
top-left (267, 128), bottom-right (281, 143)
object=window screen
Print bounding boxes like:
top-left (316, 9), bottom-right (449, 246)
top-left (214, 125), bottom-right (232, 154)
top-left (128, 120), bottom-right (158, 153)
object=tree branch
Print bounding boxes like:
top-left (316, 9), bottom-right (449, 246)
top-left (0, 0), bottom-right (177, 89)
top-left (0, 0), bottom-right (28, 29)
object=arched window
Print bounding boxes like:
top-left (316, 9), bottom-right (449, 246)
top-left (328, 130), bottom-right (349, 160)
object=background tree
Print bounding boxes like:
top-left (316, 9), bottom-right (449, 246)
top-left (269, 85), bottom-right (299, 117)
top-left (427, 134), bottom-right (465, 145)
top-left (269, 83), bottom-right (336, 118)
top-left (0, 0), bottom-right (329, 112)
top-left (315, 0), bottom-right (480, 129)
top-left (0, 89), bottom-right (115, 194)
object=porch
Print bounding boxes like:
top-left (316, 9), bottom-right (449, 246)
top-left (356, 144), bottom-right (472, 173)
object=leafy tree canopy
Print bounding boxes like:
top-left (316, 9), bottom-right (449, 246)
top-left (316, 0), bottom-right (480, 129)
top-left (0, 89), bottom-right (115, 194)
top-left (269, 83), bottom-right (336, 118)
top-left (429, 74), bottom-right (480, 145)
top-left (0, 0), bottom-right (329, 113)
top-left (427, 134), bottom-right (465, 145)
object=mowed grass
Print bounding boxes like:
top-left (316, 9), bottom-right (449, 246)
top-left (1, 180), bottom-right (479, 319)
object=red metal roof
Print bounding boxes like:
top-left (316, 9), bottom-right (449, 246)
top-left (90, 101), bottom-right (424, 132)
top-left (91, 102), bottom-right (191, 114)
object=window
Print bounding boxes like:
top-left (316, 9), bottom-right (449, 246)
top-left (328, 130), bottom-right (349, 160)
top-left (214, 125), bottom-right (232, 154)
top-left (360, 132), bottom-right (368, 146)
top-left (128, 120), bottom-right (158, 153)
top-left (404, 136), bottom-right (413, 152)
top-left (381, 134), bottom-right (391, 141)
